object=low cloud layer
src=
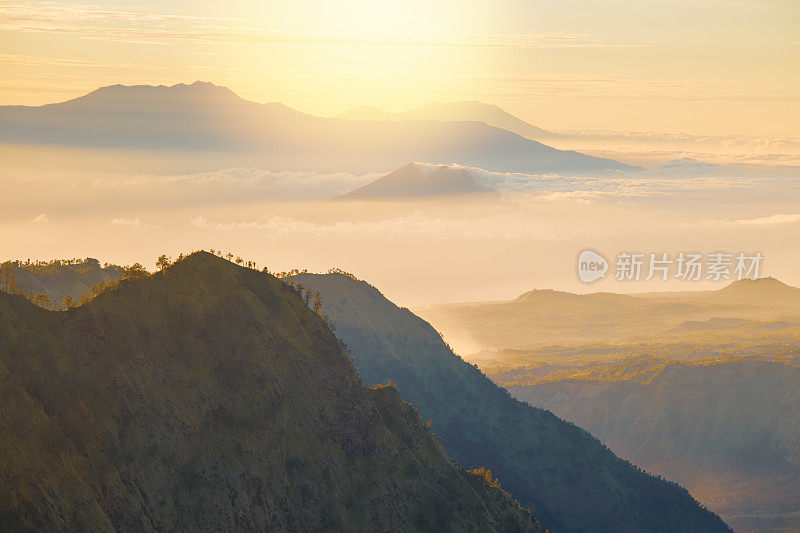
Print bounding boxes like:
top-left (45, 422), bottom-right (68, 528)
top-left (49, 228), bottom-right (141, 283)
top-left (2, 160), bottom-right (800, 305)
top-left (111, 217), bottom-right (163, 229)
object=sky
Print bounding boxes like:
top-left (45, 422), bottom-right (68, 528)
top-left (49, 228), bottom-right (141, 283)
top-left (1, 0), bottom-right (800, 307)
top-left (1, 0), bottom-right (799, 136)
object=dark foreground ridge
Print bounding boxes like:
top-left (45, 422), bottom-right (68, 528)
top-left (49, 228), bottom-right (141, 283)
top-left (0, 252), bottom-right (541, 531)
top-left (293, 272), bottom-right (732, 533)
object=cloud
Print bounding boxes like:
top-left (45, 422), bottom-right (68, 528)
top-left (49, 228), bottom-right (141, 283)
top-left (190, 212), bottom-right (566, 241)
top-left (447, 163), bottom-right (782, 199)
top-left (733, 214), bottom-right (800, 227)
top-left (111, 217), bottom-right (162, 229)
top-left (555, 128), bottom-right (800, 145)
top-left (88, 167), bottom-right (378, 201)
top-left (549, 129), bottom-right (800, 163)
top-left (443, 72), bottom-right (800, 107)
top-left (697, 213), bottom-right (800, 229)
top-left (456, 32), bottom-right (652, 49)
top-left (0, 3), bottom-right (649, 49)
top-left (31, 213), bottom-right (48, 223)
top-left (3, 163), bottom-right (796, 224)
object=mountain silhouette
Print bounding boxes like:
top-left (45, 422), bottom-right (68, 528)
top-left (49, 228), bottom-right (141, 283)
top-left (337, 101), bottom-right (554, 141)
top-left (0, 82), bottom-right (639, 175)
top-left (336, 162), bottom-right (497, 199)
top-left (417, 279), bottom-right (800, 351)
top-left (0, 252), bottom-right (542, 531)
top-left (292, 271), bottom-right (731, 533)
top-left (715, 276), bottom-right (800, 301)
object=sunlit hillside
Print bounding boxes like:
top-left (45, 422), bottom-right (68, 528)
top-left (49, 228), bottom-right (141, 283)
top-left (0, 252), bottom-right (543, 531)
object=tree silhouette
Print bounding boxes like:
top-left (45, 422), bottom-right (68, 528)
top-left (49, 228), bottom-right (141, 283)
top-left (0, 265), bottom-right (17, 293)
top-left (155, 254), bottom-right (172, 271)
top-left (313, 291), bottom-right (322, 313)
top-left (124, 263), bottom-right (149, 279)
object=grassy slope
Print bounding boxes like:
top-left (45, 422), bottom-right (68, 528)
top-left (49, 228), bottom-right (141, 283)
top-left (0, 253), bottom-right (540, 532)
top-left (293, 272), bottom-right (731, 533)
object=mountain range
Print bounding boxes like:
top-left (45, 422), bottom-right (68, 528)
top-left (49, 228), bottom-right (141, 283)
top-left (292, 271), bottom-right (730, 532)
top-left (0, 252), bottom-right (542, 531)
top-left (415, 278), bottom-right (800, 353)
top-left (416, 277), bottom-right (800, 531)
top-left (0, 81), bottom-right (638, 175)
top-left (1, 256), bottom-right (730, 531)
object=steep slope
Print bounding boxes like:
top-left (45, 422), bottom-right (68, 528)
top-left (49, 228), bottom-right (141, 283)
top-left (336, 101), bottom-right (554, 140)
top-left (513, 360), bottom-right (800, 533)
top-left (0, 82), bottom-right (637, 175)
top-left (0, 252), bottom-right (541, 532)
top-left (292, 272), bottom-right (731, 533)
top-left (336, 163), bottom-right (496, 199)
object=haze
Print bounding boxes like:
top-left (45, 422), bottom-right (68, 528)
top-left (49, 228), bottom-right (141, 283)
top-left (3, 0), bottom-right (799, 137)
top-left (2, 1), bottom-right (799, 307)
top-left (3, 153), bottom-right (800, 306)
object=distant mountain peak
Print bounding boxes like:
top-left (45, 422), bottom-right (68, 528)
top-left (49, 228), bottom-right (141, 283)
top-left (717, 276), bottom-right (799, 296)
top-left (72, 81), bottom-right (243, 106)
top-left (335, 162), bottom-right (496, 200)
top-left (515, 288), bottom-right (575, 301)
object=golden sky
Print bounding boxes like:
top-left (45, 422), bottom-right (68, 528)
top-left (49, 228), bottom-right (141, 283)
top-left (1, 0), bottom-right (799, 136)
